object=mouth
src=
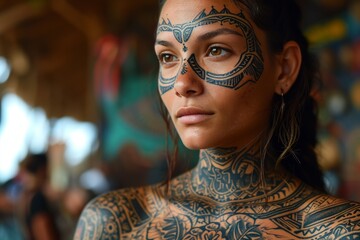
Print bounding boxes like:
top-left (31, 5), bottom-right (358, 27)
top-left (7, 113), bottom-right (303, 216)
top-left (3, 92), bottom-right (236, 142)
top-left (175, 107), bottom-right (214, 125)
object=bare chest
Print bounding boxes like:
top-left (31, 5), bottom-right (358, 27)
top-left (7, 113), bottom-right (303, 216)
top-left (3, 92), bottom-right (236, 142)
top-left (120, 200), bottom-right (360, 240)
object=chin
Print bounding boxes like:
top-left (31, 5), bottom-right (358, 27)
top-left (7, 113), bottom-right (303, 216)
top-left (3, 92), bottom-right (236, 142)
top-left (177, 126), bottom-right (223, 150)
top-left (182, 142), bottom-right (203, 150)
top-left (180, 135), bottom-right (215, 150)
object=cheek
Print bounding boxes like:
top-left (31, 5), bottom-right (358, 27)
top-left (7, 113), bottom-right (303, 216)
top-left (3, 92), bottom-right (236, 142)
top-left (160, 93), bottom-right (174, 115)
top-left (216, 85), bottom-right (271, 124)
top-left (210, 86), bottom-right (251, 110)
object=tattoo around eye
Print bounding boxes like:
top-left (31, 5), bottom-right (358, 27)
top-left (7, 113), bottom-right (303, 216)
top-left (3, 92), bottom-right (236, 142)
top-left (157, 6), bottom-right (264, 94)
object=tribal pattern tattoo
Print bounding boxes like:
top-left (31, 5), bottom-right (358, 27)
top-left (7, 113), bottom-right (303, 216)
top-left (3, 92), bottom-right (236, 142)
top-left (159, 72), bottom-right (177, 95)
top-left (157, 6), bottom-right (264, 95)
top-left (181, 60), bottom-right (188, 75)
top-left (75, 147), bottom-right (360, 239)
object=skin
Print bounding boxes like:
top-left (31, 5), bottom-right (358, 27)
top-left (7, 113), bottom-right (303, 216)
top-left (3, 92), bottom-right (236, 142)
top-left (74, 0), bottom-right (360, 239)
top-left (31, 212), bottom-right (59, 240)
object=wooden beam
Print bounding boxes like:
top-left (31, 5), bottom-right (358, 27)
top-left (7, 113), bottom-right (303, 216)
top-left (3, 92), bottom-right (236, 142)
top-left (0, 3), bottom-right (44, 34)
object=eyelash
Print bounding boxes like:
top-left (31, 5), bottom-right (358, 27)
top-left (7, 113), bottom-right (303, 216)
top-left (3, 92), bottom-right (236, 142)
top-left (206, 46), bottom-right (231, 57)
top-left (157, 45), bottom-right (231, 66)
top-left (158, 53), bottom-right (178, 65)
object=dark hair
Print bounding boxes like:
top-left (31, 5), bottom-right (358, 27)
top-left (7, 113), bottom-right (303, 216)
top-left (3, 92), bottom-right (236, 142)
top-left (24, 153), bottom-right (48, 174)
top-left (159, 0), bottom-right (325, 192)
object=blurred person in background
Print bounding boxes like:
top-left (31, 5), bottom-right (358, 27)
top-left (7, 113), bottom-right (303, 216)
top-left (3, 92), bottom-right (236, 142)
top-left (0, 191), bottom-right (23, 240)
top-left (59, 187), bottom-right (94, 240)
top-left (19, 153), bottom-right (60, 240)
top-left (0, 161), bottom-right (26, 240)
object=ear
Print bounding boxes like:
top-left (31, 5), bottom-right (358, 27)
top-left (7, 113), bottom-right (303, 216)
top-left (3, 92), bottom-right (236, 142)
top-left (274, 41), bottom-right (302, 95)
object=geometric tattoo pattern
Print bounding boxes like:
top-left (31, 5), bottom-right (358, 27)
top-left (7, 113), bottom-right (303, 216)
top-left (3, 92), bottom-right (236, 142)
top-left (74, 147), bottom-right (360, 239)
top-left (74, 6), bottom-right (360, 240)
top-left (157, 6), bottom-right (264, 95)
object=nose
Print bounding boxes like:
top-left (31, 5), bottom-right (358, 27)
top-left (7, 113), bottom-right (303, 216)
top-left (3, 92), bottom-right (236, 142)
top-left (174, 63), bottom-right (203, 97)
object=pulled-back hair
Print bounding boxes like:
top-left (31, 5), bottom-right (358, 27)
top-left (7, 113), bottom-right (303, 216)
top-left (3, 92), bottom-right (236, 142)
top-left (159, 0), bottom-right (325, 191)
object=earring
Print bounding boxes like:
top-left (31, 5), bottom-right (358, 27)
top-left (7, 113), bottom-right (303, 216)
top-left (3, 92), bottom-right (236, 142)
top-left (280, 90), bottom-right (285, 118)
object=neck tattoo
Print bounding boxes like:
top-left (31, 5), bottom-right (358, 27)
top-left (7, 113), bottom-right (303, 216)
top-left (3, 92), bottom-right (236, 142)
top-left (188, 146), bottom-right (293, 204)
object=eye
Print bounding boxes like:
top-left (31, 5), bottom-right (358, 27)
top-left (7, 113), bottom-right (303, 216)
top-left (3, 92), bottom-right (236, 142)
top-left (159, 53), bottom-right (179, 65)
top-left (207, 46), bottom-right (230, 57)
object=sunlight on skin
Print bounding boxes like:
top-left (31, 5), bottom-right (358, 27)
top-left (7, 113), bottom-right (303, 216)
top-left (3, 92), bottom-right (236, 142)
top-left (74, 1), bottom-right (360, 239)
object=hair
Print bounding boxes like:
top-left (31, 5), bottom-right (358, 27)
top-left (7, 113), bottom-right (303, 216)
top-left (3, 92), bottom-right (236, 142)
top-left (24, 153), bottom-right (48, 174)
top-left (159, 0), bottom-right (325, 192)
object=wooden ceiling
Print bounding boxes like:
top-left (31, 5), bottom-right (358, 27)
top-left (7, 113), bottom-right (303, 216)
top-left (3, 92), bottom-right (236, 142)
top-left (0, 0), bottom-right (158, 122)
top-left (0, 0), bottom-right (349, 122)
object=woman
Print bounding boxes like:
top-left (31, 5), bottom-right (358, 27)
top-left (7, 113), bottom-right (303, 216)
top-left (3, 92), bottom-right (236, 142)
top-left (74, 0), bottom-right (360, 239)
top-left (20, 153), bottom-right (60, 240)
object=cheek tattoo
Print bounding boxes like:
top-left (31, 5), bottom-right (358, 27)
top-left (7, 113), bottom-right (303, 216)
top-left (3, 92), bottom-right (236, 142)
top-left (159, 72), bottom-right (177, 94)
top-left (158, 57), bottom-right (187, 94)
top-left (157, 6), bottom-right (264, 95)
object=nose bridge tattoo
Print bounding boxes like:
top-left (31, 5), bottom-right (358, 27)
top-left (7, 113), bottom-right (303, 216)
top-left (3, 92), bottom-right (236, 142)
top-left (158, 58), bottom-right (187, 95)
top-left (157, 6), bottom-right (264, 95)
top-left (181, 59), bottom-right (188, 75)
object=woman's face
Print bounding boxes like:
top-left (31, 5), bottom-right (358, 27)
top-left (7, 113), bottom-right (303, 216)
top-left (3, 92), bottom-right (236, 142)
top-left (155, 0), bottom-right (280, 149)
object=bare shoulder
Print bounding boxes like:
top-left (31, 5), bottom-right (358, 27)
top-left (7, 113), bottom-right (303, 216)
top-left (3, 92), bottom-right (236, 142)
top-left (299, 193), bottom-right (360, 238)
top-left (73, 184), bottom-right (166, 240)
top-left (251, 187), bottom-right (360, 239)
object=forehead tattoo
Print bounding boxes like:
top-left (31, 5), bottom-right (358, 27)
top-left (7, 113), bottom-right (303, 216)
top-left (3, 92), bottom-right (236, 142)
top-left (157, 6), bottom-right (264, 95)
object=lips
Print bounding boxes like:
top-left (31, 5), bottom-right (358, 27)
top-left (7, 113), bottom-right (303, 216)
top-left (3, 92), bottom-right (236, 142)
top-left (175, 107), bottom-right (214, 125)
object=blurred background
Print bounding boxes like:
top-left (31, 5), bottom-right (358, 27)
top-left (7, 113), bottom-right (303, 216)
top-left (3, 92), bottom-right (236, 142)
top-left (0, 0), bottom-right (359, 239)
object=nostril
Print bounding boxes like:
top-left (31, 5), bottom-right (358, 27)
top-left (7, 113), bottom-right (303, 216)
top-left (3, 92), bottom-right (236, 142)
top-left (186, 90), bottom-right (197, 95)
top-left (175, 89), bottom-right (197, 97)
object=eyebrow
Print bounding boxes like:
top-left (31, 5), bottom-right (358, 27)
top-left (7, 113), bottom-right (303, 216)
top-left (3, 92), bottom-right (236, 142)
top-left (155, 40), bottom-right (175, 47)
top-left (198, 28), bottom-right (244, 41)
